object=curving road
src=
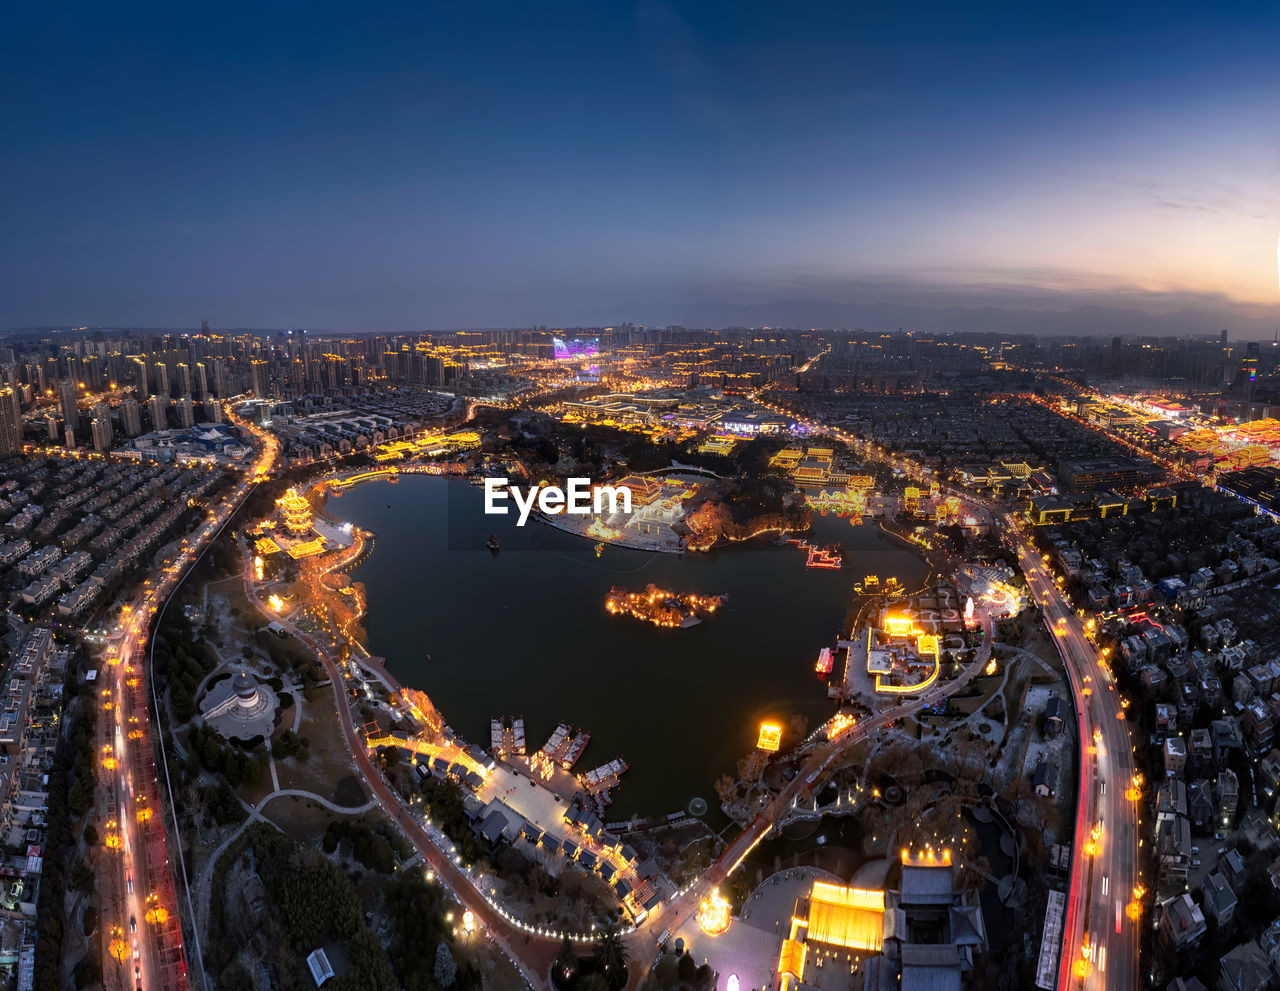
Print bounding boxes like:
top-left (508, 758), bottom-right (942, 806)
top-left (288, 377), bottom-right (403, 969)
top-left (94, 398), bottom-right (280, 991)
top-left (754, 394), bottom-right (1143, 990)
top-left (1011, 525), bottom-right (1140, 991)
top-left (99, 513), bottom-right (247, 991)
top-left (242, 564), bottom-right (560, 987)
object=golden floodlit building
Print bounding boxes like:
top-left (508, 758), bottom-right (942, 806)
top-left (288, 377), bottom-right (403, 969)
top-left (778, 857), bottom-right (986, 991)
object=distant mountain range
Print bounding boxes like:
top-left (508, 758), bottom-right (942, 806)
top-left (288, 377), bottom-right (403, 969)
top-left (588, 298), bottom-right (1280, 338)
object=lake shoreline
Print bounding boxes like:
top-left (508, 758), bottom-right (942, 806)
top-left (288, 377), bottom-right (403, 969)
top-left (330, 474), bottom-right (931, 817)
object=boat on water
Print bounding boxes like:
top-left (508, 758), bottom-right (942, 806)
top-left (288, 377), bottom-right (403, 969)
top-left (542, 723), bottom-right (571, 761)
top-left (486, 533), bottom-right (501, 551)
top-left (563, 729), bottom-right (591, 768)
top-left (582, 757), bottom-right (629, 795)
top-left (815, 646), bottom-right (834, 675)
top-left (594, 542), bottom-right (604, 557)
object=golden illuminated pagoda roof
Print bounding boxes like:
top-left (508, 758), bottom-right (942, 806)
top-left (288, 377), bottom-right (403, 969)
top-left (284, 537), bottom-right (326, 559)
top-left (277, 486), bottom-right (314, 534)
top-left (277, 486), bottom-right (310, 514)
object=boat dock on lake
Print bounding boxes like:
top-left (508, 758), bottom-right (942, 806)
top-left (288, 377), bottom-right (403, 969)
top-left (582, 757), bottom-right (629, 799)
top-left (490, 715), bottom-right (528, 757)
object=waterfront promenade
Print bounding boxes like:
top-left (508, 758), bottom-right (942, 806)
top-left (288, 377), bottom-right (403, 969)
top-left (242, 545), bottom-right (561, 987)
top-left (536, 510), bottom-right (685, 554)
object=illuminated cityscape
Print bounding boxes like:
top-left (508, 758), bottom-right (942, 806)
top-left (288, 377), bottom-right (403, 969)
top-left (12, 318), bottom-right (1280, 991)
top-left (8, 3), bottom-right (1280, 991)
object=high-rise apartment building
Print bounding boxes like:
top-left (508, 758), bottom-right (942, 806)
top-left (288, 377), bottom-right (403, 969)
top-left (90, 412), bottom-right (112, 452)
top-left (132, 357), bottom-right (149, 397)
top-left (0, 388), bottom-right (22, 455)
top-left (3, 370), bottom-right (21, 446)
top-left (59, 379), bottom-right (80, 431)
top-left (121, 396), bottom-right (142, 437)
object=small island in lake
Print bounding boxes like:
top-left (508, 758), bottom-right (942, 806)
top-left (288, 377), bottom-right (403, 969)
top-left (604, 584), bottom-right (728, 628)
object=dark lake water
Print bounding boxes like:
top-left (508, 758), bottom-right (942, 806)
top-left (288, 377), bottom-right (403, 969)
top-left (329, 475), bottom-right (928, 818)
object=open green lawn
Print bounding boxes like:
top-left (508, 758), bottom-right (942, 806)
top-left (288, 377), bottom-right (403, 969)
top-left (272, 690), bottom-right (362, 801)
top-left (261, 793), bottom-right (384, 845)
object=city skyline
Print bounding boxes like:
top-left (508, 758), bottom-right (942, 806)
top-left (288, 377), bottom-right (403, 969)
top-left (5, 1), bottom-right (1280, 331)
top-left (8, 321), bottom-right (1280, 990)
top-left (16, 4), bottom-right (1280, 989)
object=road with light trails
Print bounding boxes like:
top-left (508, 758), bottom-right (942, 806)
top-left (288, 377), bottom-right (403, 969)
top-left (98, 603), bottom-right (178, 991)
top-left (95, 398), bottom-right (280, 991)
top-left (99, 544), bottom-right (221, 991)
top-left (99, 517), bottom-right (243, 991)
top-left (753, 390), bottom-right (1145, 990)
top-left (1012, 525), bottom-right (1141, 991)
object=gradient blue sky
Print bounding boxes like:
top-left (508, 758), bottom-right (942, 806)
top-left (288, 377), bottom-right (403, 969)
top-left (4, 1), bottom-right (1280, 330)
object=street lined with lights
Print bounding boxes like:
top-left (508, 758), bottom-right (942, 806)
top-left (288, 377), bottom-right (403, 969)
top-left (759, 389), bottom-right (1143, 991)
top-left (92, 396), bottom-right (280, 990)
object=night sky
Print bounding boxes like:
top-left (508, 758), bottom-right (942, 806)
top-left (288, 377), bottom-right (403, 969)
top-left (4, 1), bottom-right (1280, 330)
